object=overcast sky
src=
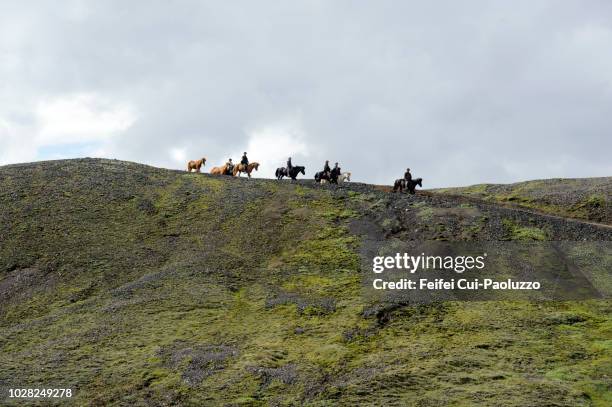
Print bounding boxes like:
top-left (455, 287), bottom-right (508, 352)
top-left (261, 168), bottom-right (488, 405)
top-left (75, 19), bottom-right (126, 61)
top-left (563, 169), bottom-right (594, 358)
top-left (1, 1), bottom-right (611, 187)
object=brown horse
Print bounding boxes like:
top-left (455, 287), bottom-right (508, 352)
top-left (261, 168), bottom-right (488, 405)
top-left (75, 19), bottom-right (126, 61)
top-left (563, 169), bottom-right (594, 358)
top-left (210, 164), bottom-right (232, 176)
top-left (187, 158), bottom-right (207, 172)
top-left (233, 162), bottom-right (260, 177)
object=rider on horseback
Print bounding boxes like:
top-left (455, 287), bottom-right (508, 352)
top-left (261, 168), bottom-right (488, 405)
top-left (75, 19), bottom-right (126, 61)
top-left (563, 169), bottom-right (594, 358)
top-left (330, 162), bottom-right (341, 184)
top-left (240, 152), bottom-right (249, 172)
top-left (404, 168), bottom-right (412, 182)
top-left (286, 157), bottom-right (293, 176)
top-left (225, 158), bottom-right (234, 175)
top-left (393, 168), bottom-right (421, 194)
top-left (323, 160), bottom-right (331, 177)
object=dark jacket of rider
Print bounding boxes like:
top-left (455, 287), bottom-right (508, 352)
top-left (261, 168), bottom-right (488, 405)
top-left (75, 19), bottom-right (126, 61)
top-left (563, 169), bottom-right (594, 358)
top-left (241, 153), bottom-right (249, 166)
top-left (287, 157), bottom-right (293, 171)
top-left (323, 161), bottom-right (331, 174)
top-left (404, 169), bottom-right (412, 182)
top-left (331, 163), bottom-right (340, 182)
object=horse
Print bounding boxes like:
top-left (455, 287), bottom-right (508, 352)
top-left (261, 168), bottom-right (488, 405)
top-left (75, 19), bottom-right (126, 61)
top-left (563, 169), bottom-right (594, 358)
top-left (338, 172), bottom-right (351, 183)
top-left (275, 167), bottom-right (287, 180)
top-left (315, 169), bottom-right (340, 184)
top-left (276, 166), bottom-right (305, 180)
top-left (393, 177), bottom-right (422, 194)
top-left (314, 171), bottom-right (330, 184)
top-left (233, 162), bottom-right (259, 178)
top-left (289, 166), bottom-right (306, 180)
top-left (210, 164), bottom-right (234, 176)
top-left (187, 158), bottom-right (207, 173)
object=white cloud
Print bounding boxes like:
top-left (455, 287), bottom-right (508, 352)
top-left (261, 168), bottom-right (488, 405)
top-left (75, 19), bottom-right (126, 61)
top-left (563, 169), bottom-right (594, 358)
top-left (36, 93), bottom-right (136, 144)
top-left (0, 93), bottom-right (136, 165)
top-left (0, 117), bottom-right (37, 165)
top-left (230, 119), bottom-right (313, 178)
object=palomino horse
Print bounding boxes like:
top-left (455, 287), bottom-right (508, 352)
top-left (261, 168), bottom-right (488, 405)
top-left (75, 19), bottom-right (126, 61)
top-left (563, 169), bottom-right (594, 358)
top-left (187, 158), bottom-right (207, 172)
top-left (393, 177), bottom-right (423, 194)
top-left (210, 164), bottom-right (233, 176)
top-left (233, 162), bottom-right (260, 178)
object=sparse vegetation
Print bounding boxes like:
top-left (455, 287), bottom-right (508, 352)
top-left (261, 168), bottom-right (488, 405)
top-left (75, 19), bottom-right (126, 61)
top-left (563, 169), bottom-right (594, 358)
top-left (502, 219), bottom-right (548, 241)
top-left (0, 159), bottom-right (610, 406)
top-left (433, 178), bottom-right (611, 225)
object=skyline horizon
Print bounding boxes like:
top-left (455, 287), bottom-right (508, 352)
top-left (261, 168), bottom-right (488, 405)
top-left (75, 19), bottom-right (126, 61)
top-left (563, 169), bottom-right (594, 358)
top-left (4, 155), bottom-right (610, 189)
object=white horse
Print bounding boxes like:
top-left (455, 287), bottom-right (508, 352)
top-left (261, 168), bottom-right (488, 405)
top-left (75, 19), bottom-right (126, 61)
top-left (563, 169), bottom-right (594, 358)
top-left (338, 172), bottom-right (351, 183)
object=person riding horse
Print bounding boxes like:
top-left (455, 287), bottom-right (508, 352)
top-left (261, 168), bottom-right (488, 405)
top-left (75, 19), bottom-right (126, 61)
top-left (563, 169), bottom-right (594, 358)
top-left (240, 152), bottom-right (249, 171)
top-left (404, 168), bottom-right (412, 182)
top-left (225, 158), bottom-right (234, 175)
top-left (287, 157), bottom-right (293, 173)
top-left (314, 161), bottom-right (341, 184)
top-left (323, 160), bottom-right (331, 178)
top-left (276, 164), bottom-right (305, 180)
top-left (393, 167), bottom-right (422, 193)
top-left (330, 162), bottom-right (341, 184)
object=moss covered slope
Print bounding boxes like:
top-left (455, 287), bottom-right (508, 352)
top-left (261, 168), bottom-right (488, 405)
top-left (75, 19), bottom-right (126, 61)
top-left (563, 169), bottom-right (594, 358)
top-left (432, 178), bottom-right (612, 225)
top-left (0, 159), bottom-right (610, 406)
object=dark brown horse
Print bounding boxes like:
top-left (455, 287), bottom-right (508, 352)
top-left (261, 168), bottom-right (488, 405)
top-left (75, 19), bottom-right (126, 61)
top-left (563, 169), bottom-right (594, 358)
top-left (393, 177), bottom-right (422, 194)
top-left (276, 166), bottom-right (305, 180)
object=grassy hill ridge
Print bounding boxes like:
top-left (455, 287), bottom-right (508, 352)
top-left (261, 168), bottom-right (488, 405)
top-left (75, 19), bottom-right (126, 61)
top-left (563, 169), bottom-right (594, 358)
top-left (0, 159), bottom-right (610, 406)
top-left (431, 178), bottom-right (611, 226)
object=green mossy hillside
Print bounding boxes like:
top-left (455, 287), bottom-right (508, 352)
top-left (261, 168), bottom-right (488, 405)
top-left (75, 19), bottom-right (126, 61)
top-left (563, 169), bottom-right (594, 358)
top-left (433, 178), bottom-right (612, 225)
top-left (0, 159), bottom-right (610, 406)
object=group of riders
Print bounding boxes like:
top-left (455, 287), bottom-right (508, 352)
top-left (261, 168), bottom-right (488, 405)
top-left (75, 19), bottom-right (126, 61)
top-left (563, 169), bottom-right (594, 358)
top-left (277, 157), bottom-right (345, 183)
top-left (222, 152), bottom-right (251, 176)
top-left (190, 151), bottom-right (421, 192)
top-left (314, 160), bottom-right (343, 184)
